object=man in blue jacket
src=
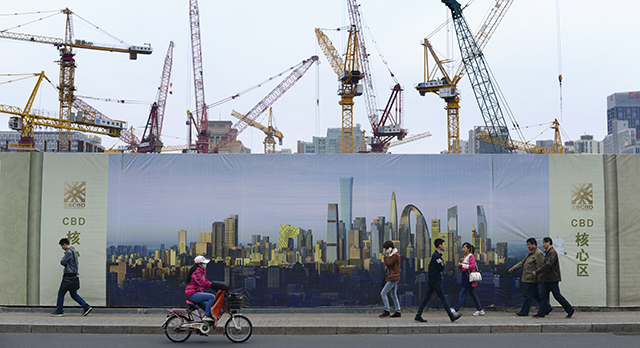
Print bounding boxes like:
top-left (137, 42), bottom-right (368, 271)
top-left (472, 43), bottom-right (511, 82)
top-left (50, 238), bottom-right (92, 317)
top-left (415, 238), bottom-right (462, 323)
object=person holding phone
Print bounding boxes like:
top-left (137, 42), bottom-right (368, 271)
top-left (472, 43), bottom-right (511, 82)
top-left (379, 240), bottom-right (401, 318)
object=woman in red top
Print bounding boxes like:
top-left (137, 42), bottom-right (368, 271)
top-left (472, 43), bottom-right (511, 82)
top-left (452, 242), bottom-right (484, 316)
top-left (185, 255), bottom-right (215, 321)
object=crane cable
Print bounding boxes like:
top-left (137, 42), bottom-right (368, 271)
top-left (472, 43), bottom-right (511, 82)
top-left (556, 0), bottom-right (564, 122)
top-left (0, 11), bottom-right (59, 32)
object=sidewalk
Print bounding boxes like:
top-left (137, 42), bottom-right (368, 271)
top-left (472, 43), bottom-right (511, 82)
top-left (1, 307), bottom-right (639, 335)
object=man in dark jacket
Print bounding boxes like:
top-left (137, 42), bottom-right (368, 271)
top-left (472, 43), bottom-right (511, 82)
top-left (50, 238), bottom-right (92, 317)
top-left (509, 238), bottom-right (545, 316)
top-left (415, 238), bottom-right (462, 323)
top-left (532, 237), bottom-right (575, 318)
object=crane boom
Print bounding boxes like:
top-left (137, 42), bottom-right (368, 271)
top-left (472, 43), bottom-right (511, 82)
top-left (476, 119), bottom-right (564, 154)
top-left (452, 0), bottom-right (514, 84)
top-left (315, 29), bottom-right (344, 76)
top-left (441, 0), bottom-right (513, 154)
top-left (1, 72), bottom-right (123, 150)
top-left (213, 55), bottom-right (319, 153)
top-left (72, 97), bottom-right (139, 147)
top-left (347, 0), bottom-right (379, 129)
top-left (189, 0), bottom-right (209, 153)
top-left (230, 109), bottom-right (283, 153)
top-left (139, 41), bottom-right (174, 153)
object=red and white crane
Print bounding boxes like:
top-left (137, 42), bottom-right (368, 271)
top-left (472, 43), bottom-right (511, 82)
top-left (346, 0), bottom-right (406, 152)
top-left (187, 0), bottom-right (209, 153)
top-left (212, 55), bottom-right (319, 153)
top-left (138, 41), bottom-right (174, 153)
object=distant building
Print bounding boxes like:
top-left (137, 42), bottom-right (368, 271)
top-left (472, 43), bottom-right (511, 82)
top-left (573, 134), bottom-right (603, 154)
top-left (0, 131), bottom-right (104, 152)
top-left (298, 124), bottom-right (365, 153)
top-left (207, 120), bottom-right (248, 153)
top-left (604, 120), bottom-right (636, 154)
top-left (607, 91), bottom-right (640, 135)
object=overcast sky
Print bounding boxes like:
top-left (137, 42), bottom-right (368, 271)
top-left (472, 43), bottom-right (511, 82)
top-left (1, 0), bottom-right (638, 154)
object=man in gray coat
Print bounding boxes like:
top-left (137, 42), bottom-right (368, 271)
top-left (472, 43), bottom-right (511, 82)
top-left (509, 238), bottom-right (545, 316)
top-left (51, 238), bottom-right (92, 317)
top-left (532, 237), bottom-right (575, 318)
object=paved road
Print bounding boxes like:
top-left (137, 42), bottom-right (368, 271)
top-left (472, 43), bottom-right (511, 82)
top-left (1, 332), bottom-right (640, 348)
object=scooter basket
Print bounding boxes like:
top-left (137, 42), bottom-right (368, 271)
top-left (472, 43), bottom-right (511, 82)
top-left (228, 293), bottom-right (243, 309)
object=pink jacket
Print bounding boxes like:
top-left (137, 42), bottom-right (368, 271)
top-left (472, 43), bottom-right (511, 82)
top-left (459, 253), bottom-right (478, 287)
top-left (185, 267), bottom-right (212, 299)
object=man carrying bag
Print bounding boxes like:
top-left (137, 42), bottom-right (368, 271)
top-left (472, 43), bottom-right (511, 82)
top-left (51, 238), bottom-right (92, 317)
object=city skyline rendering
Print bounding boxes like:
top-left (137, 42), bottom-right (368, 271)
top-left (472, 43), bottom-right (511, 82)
top-left (107, 154), bottom-right (550, 252)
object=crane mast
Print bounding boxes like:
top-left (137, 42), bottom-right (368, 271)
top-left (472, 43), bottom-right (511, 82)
top-left (440, 0), bottom-right (513, 153)
top-left (139, 41), bottom-right (174, 153)
top-left (189, 0), bottom-right (209, 153)
top-left (213, 56), bottom-right (319, 153)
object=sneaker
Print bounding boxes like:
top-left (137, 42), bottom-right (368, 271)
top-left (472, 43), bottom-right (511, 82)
top-left (390, 312), bottom-right (401, 318)
top-left (202, 316), bottom-right (215, 322)
top-left (473, 310), bottom-right (485, 316)
top-left (82, 307), bottom-right (93, 316)
top-left (565, 309), bottom-right (575, 319)
top-left (379, 310), bottom-right (390, 318)
top-left (450, 308), bottom-right (457, 315)
top-left (50, 311), bottom-right (64, 317)
top-left (414, 315), bottom-right (427, 323)
top-left (450, 312), bottom-right (462, 322)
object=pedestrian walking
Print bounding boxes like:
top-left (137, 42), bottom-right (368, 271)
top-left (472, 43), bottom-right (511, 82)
top-left (452, 242), bottom-right (484, 316)
top-left (379, 240), bottom-right (401, 318)
top-left (509, 237), bottom-right (545, 316)
top-left (415, 238), bottom-right (462, 323)
top-left (50, 238), bottom-right (92, 317)
top-left (532, 237), bottom-right (575, 318)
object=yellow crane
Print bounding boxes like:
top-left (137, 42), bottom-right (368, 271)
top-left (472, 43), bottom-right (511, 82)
top-left (315, 26), bottom-right (363, 153)
top-left (416, 0), bottom-right (514, 154)
top-left (476, 119), bottom-right (565, 154)
top-left (0, 8), bottom-right (152, 150)
top-left (1, 72), bottom-right (124, 151)
top-left (230, 108), bottom-right (283, 154)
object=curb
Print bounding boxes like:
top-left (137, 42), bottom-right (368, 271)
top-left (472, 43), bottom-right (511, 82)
top-left (1, 322), bottom-right (640, 335)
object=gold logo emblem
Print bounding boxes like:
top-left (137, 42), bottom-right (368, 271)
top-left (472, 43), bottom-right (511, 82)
top-left (64, 181), bottom-right (86, 209)
top-left (571, 183), bottom-right (593, 211)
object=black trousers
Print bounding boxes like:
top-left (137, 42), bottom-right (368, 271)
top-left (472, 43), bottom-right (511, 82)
top-left (416, 280), bottom-right (455, 320)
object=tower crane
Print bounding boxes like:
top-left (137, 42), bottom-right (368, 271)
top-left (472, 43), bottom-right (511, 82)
top-left (186, 0), bottom-right (209, 153)
top-left (315, 27), bottom-right (362, 153)
top-left (138, 41), bottom-right (174, 153)
top-left (476, 119), bottom-right (565, 154)
top-left (0, 8), bottom-right (152, 151)
top-left (212, 55), bottom-right (319, 153)
top-left (230, 108), bottom-right (283, 154)
top-left (1, 72), bottom-right (124, 150)
top-left (345, 0), bottom-right (407, 153)
top-left (436, 0), bottom-right (515, 154)
top-left (416, 0), bottom-right (514, 154)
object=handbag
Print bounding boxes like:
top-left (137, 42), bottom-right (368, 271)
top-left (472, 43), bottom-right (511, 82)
top-left (469, 271), bottom-right (482, 282)
top-left (62, 275), bottom-right (80, 291)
